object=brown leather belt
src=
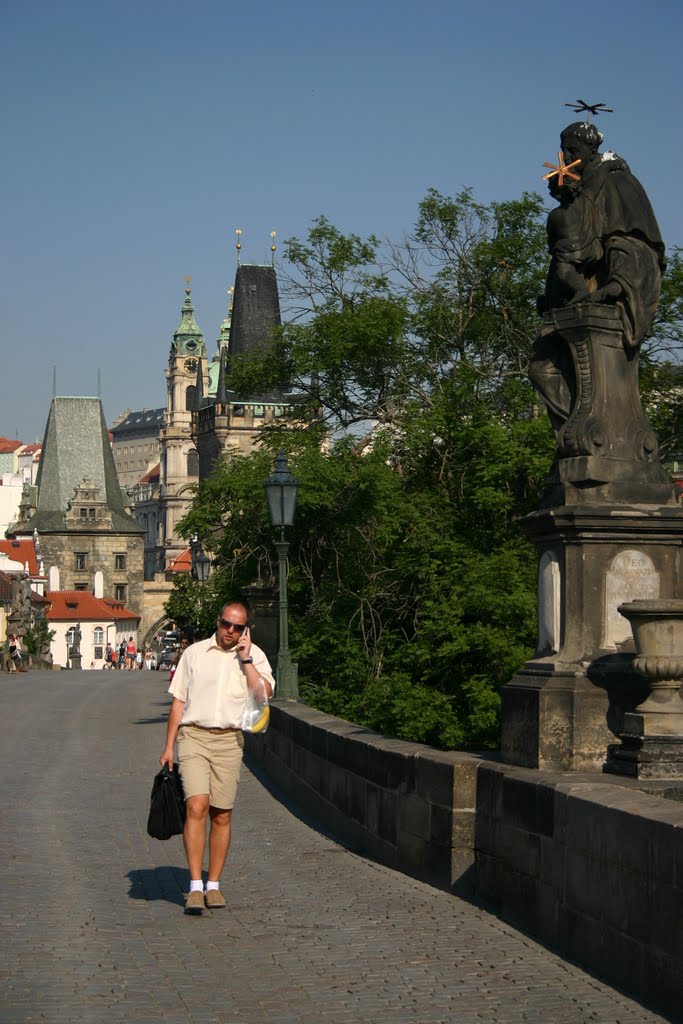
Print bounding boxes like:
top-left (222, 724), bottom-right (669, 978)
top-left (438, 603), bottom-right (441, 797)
top-left (186, 724), bottom-right (239, 734)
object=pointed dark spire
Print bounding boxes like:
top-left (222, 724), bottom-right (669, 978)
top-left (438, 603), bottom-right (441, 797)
top-left (216, 347), bottom-right (229, 405)
top-left (194, 358), bottom-right (204, 410)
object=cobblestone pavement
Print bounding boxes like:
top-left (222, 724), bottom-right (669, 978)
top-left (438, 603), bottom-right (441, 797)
top-left (0, 671), bottom-right (675, 1024)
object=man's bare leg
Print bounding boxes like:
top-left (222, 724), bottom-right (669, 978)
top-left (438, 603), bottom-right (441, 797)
top-left (207, 807), bottom-right (232, 882)
top-left (183, 795), bottom-right (210, 879)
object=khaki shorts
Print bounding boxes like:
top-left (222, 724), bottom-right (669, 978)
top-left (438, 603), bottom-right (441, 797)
top-left (176, 726), bottom-right (245, 809)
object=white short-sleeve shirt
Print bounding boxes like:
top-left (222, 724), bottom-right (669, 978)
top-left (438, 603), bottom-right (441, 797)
top-left (168, 634), bottom-right (275, 729)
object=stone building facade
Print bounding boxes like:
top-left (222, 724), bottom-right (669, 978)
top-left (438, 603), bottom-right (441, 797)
top-left (110, 408), bottom-right (164, 490)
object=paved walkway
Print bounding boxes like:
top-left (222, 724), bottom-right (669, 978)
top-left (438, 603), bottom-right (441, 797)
top-left (0, 670), bottom-right (674, 1024)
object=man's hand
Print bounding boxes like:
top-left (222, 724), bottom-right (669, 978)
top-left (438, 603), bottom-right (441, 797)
top-left (236, 626), bottom-right (252, 661)
top-left (160, 746), bottom-right (174, 770)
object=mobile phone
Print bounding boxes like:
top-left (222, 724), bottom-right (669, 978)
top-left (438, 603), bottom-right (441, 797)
top-left (241, 624), bottom-right (249, 637)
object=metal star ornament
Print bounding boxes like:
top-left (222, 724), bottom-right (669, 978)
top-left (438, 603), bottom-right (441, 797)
top-left (542, 151), bottom-right (582, 186)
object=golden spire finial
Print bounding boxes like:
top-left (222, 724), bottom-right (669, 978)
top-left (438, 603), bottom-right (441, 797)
top-left (235, 229), bottom-right (242, 266)
top-left (185, 274), bottom-right (191, 296)
top-left (270, 230), bottom-right (277, 268)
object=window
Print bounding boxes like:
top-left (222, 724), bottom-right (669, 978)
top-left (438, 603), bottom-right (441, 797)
top-left (115, 553), bottom-right (126, 571)
top-left (66, 627), bottom-right (76, 647)
top-left (94, 626), bottom-right (104, 645)
top-left (233, 405), bottom-right (244, 417)
top-left (187, 450), bottom-right (199, 477)
top-left (75, 552), bottom-right (87, 570)
top-left (75, 584), bottom-right (88, 592)
top-left (80, 508), bottom-right (88, 519)
top-left (88, 508), bottom-right (96, 519)
top-left (185, 385), bottom-right (196, 411)
top-left (94, 646), bottom-right (103, 660)
top-left (253, 405), bottom-right (264, 418)
top-left (115, 585), bottom-right (127, 602)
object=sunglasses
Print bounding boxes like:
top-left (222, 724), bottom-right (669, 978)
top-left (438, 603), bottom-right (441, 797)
top-left (218, 618), bottom-right (248, 633)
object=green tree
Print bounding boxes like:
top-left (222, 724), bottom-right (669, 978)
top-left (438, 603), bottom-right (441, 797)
top-left (170, 190), bottom-right (682, 750)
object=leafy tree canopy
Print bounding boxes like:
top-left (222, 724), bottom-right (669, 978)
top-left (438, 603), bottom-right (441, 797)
top-left (169, 190), bottom-right (682, 750)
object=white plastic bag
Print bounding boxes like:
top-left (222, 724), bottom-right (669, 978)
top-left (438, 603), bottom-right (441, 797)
top-left (240, 678), bottom-right (270, 734)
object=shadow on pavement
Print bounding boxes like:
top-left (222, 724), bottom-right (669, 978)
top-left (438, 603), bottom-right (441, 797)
top-left (127, 866), bottom-right (187, 906)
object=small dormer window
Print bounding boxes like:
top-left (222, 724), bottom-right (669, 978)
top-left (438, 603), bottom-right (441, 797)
top-left (80, 508), bottom-right (88, 519)
top-left (88, 508), bottom-right (96, 519)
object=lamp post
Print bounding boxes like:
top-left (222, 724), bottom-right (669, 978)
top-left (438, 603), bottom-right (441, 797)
top-left (263, 451), bottom-right (299, 699)
top-left (189, 534), bottom-right (210, 639)
top-left (190, 534), bottom-right (211, 582)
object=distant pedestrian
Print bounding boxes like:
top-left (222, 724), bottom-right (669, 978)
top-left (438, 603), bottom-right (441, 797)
top-left (7, 630), bottom-right (19, 671)
top-left (126, 637), bottom-right (136, 671)
top-left (136, 650), bottom-right (143, 670)
top-left (118, 640), bottom-right (126, 669)
top-left (8, 635), bottom-right (21, 673)
top-left (144, 650), bottom-right (154, 670)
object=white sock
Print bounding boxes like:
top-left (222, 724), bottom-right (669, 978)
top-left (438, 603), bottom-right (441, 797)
top-left (189, 879), bottom-right (204, 893)
top-left (206, 881), bottom-right (220, 891)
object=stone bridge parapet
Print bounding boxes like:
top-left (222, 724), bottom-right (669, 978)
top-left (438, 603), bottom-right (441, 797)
top-left (246, 701), bottom-right (682, 1017)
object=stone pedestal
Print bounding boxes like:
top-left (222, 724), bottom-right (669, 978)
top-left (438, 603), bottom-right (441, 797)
top-left (70, 654), bottom-right (82, 670)
top-left (501, 504), bottom-right (683, 770)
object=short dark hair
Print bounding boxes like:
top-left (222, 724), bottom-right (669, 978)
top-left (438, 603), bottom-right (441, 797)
top-left (218, 599), bottom-right (249, 620)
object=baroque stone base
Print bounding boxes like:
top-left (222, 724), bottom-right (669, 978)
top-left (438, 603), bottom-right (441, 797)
top-left (501, 662), bottom-right (614, 771)
top-left (500, 502), bottom-right (683, 772)
top-left (605, 735), bottom-right (683, 779)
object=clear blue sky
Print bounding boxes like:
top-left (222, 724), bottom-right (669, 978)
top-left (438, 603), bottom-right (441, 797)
top-left (2, 0), bottom-right (682, 442)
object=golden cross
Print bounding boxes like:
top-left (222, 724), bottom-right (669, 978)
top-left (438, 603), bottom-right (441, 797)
top-left (542, 151), bottom-right (582, 186)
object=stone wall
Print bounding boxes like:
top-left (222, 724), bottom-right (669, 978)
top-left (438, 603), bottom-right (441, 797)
top-left (39, 532), bottom-right (144, 616)
top-left (246, 702), bottom-right (682, 1016)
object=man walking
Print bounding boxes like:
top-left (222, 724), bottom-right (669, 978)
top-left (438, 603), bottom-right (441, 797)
top-left (159, 601), bottom-right (274, 914)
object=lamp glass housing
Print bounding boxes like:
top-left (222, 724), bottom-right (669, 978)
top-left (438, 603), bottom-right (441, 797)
top-left (264, 451), bottom-right (299, 527)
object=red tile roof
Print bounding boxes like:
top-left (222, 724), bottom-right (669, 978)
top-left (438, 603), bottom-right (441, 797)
top-left (0, 438), bottom-right (23, 454)
top-left (19, 443), bottom-right (41, 455)
top-left (0, 538), bottom-right (40, 575)
top-left (46, 591), bottom-right (139, 622)
top-left (166, 547), bottom-right (191, 573)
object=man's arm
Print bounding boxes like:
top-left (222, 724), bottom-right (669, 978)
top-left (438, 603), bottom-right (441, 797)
top-left (160, 697), bottom-right (185, 769)
top-left (242, 659), bottom-right (273, 700)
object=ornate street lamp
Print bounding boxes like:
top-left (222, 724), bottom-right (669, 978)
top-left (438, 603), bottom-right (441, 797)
top-left (190, 534), bottom-right (211, 582)
top-left (263, 451), bottom-right (299, 699)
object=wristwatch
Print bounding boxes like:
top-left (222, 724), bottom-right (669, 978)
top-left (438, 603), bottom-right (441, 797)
top-left (240, 657), bottom-right (254, 664)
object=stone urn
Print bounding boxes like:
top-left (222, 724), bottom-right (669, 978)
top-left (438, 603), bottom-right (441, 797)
top-left (611, 599), bottom-right (683, 779)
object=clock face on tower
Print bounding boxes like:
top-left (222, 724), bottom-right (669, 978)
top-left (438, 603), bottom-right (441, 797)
top-left (184, 358), bottom-right (198, 373)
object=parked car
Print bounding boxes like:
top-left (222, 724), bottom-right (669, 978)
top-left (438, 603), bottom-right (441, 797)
top-left (156, 648), bottom-right (176, 671)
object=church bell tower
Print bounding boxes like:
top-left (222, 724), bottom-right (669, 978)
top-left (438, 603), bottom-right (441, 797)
top-left (159, 277), bottom-right (207, 565)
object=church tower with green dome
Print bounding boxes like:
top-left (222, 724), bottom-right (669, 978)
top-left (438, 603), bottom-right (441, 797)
top-left (159, 278), bottom-right (208, 566)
